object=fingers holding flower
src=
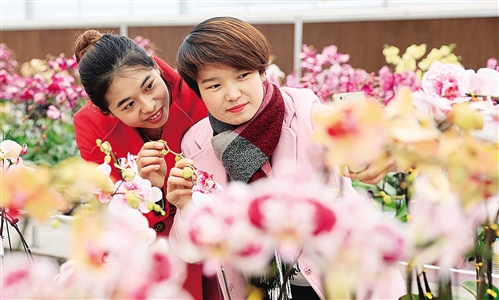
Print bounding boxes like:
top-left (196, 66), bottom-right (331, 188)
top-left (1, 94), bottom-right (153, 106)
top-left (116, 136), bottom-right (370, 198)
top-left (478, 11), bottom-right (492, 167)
top-left (136, 141), bottom-right (167, 188)
top-left (344, 152), bottom-right (397, 185)
top-left (167, 158), bottom-right (196, 210)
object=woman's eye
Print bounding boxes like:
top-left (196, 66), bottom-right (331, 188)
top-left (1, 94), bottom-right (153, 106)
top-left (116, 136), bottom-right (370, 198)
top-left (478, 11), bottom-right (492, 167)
top-left (146, 81), bottom-right (154, 91)
top-left (125, 101), bottom-right (135, 109)
top-left (208, 84), bottom-right (220, 90)
top-left (238, 73), bottom-right (250, 79)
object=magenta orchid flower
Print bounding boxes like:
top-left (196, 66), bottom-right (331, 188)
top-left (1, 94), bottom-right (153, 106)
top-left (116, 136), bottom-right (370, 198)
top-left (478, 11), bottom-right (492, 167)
top-left (193, 169), bottom-right (222, 195)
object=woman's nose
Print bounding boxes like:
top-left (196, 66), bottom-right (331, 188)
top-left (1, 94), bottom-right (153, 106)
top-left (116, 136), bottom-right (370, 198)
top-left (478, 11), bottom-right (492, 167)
top-left (140, 97), bottom-right (156, 113)
top-left (225, 85), bottom-right (241, 101)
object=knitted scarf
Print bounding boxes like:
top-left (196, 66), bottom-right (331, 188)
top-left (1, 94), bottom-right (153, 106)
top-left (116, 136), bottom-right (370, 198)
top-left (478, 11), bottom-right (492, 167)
top-left (210, 79), bottom-right (284, 183)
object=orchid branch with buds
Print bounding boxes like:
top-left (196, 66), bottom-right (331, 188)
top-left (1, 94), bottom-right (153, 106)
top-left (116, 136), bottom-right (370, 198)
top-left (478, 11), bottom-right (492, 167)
top-left (95, 139), bottom-right (166, 215)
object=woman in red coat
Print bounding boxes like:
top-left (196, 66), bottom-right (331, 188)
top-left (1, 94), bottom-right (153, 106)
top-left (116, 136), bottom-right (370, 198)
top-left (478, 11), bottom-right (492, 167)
top-left (73, 30), bottom-right (217, 299)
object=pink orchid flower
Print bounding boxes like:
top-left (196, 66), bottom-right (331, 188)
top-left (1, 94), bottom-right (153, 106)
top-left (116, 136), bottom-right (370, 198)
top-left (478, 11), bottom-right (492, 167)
top-left (105, 152), bottom-right (163, 214)
top-left (486, 57), bottom-right (498, 71)
top-left (47, 105), bottom-right (61, 119)
top-left (407, 173), bottom-right (476, 271)
top-left (309, 196), bottom-right (407, 299)
top-left (313, 99), bottom-right (387, 170)
top-left (1, 253), bottom-right (61, 299)
top-left (91, 162), bottom-right (115, 204)
top-left (180, 182), bottom-right (275, 276)
top-left (108, 173), bottom-right (163, 214)
top-left (421, 61), bottom-right (469, 101)
top-left (117, 238), bottom-right (190, 300)
top-left (54, 209), bottom-right (189, 299)
top-left (246, 174), bottom-right (338, 262)
top-left (465, 67), bottom-right (499, 97)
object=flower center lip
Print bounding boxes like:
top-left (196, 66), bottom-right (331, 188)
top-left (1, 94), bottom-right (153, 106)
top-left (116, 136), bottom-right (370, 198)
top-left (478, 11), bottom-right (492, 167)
top-left (147, 108), bottom-right (163, 123)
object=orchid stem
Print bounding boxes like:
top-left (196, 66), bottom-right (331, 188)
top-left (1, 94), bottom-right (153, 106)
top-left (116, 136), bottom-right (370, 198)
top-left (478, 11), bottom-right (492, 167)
top-left (221, 267), bottom-right (232, 300)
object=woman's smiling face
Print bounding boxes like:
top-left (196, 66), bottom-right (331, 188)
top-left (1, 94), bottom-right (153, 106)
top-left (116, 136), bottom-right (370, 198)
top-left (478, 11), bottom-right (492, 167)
top-left (105, 67), bottom-right (170, 130)
top-left (197, 66), bottom-right (264, 126)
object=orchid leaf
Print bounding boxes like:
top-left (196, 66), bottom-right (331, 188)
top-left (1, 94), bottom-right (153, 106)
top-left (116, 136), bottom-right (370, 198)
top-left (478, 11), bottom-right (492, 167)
top-left (462, 280), bottom-right (499, 300)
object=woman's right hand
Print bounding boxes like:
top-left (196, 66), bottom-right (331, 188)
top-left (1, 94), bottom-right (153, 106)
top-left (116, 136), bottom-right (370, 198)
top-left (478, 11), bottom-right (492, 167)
top-left (136, 141), bottom-right (167, 188)
top-left (167, 158), bottom-right (196, 210)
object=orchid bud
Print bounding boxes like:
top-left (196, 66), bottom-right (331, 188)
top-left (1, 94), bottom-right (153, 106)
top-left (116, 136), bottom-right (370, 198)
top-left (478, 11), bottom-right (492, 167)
top-left (146, 202), bottom-right (154, 211)
top-left (125, 190), bottom-right (141, 209)
top-left (383, 195), bottom-right (393, 205)
top-left (182, 166), bottom-right (194, 179)
top-left (104, 155), bottom-right (111, 164)
top-left (100, 141), bottom-right (112, 153)
top-left (122, 168), bottom-right (136, 181)
top-left (51, 219), bottom-right (60, 229)
top-left (448, 103), bottom-right (483, 131)
top-left (175, 154), bottom-right (183, 162)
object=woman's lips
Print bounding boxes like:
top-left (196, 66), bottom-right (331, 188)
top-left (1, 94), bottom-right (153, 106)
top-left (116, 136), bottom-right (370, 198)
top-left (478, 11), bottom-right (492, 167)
top-left (147, 108), bottom-right (163, 123)
top-left (227, 103), bottom-right (247, 113)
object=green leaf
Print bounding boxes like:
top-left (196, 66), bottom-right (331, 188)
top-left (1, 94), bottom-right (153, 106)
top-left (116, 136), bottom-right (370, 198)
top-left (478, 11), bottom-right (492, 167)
top-left (382, 181), bottom-right (397, 195)
top-left (462, 280), bottom-right (499, 300)
top-left (461, 280), bottom-right (478, 298)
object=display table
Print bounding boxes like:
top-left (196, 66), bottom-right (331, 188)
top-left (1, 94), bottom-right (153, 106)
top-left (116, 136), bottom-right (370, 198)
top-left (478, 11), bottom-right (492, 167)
top-left (1, 214), bottom-right (72, 259)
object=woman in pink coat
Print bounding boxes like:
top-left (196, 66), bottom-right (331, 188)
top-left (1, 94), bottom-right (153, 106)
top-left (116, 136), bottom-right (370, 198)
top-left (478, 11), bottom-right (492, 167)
top-left (165, 17), bottom-right (404, 300)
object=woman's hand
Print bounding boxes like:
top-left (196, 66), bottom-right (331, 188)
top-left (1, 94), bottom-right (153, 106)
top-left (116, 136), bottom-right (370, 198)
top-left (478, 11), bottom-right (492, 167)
top-left (136, 141), bottom-right (167, 188)
top-left (167, 158), bottom-right (196, 210)
top-left (344, 152), bottom-right (397, 185)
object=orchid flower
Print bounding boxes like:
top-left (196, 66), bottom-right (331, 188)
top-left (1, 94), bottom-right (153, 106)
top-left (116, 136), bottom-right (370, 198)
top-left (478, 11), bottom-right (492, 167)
top-left (313, 98), bottom-right (387, 171)
top-left (0, 139), bottom-right (27, 166)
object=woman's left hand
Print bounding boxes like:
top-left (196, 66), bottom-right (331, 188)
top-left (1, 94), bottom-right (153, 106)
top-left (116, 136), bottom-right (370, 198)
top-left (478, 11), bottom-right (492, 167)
top-left (344, 152), bottom-right (397, 185)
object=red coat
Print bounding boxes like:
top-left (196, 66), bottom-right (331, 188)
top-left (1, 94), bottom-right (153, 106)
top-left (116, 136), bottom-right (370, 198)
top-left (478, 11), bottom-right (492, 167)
top-left (73, 56), bottom-right (213, 299)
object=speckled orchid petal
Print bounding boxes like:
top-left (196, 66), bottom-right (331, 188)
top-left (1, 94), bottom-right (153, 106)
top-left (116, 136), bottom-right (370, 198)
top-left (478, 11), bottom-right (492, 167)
top-left (193, 169), bottom-right (222, 194)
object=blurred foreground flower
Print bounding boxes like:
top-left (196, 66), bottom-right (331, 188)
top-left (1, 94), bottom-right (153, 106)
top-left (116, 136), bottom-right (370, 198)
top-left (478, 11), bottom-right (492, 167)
top-left (175, 170), bottom-right (407, 298)
top-left (313, 100), bottom-right (387, 172)
top-left (2, 209), bottom-right (190, 299)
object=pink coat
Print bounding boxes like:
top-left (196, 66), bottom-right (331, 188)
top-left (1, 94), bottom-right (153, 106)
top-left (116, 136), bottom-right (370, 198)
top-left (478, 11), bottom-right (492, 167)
top-left (170, 86), bottom-right (358, 300)
top-left (170, 86), bottom-right (405, 299)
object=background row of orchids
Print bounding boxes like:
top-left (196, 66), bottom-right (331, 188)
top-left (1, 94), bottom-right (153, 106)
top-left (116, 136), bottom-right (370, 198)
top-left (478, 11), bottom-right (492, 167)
top-left (1, 55), bottom-right (498, 299)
